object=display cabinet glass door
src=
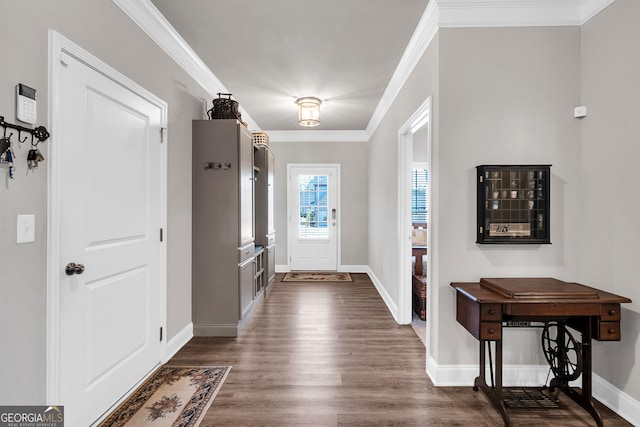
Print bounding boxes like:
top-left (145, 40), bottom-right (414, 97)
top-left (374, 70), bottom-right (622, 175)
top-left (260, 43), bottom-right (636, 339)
top-left (477, 165), bottom-right (551, 244)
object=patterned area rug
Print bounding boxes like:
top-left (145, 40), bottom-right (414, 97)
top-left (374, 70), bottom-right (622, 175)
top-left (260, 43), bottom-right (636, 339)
top-left (282, 272), bottom-right (353, 282)
top-left (98, 365), bottom-right (231, 427)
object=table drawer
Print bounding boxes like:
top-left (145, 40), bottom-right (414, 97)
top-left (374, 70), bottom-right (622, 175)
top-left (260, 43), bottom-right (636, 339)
top-left (600, 304), bottom-right (621, 321)
top-left (481, 304), bottom-right (502, 321)
top-left (594, 321), bottom-right (621, 341)
top-left (480, 322), bottom-right (502, 340)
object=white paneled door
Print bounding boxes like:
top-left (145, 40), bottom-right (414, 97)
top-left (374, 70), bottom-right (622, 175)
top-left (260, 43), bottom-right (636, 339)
top-left (53, 45), bottom-right (165, 426)
top-left (288, 165), bottom-right (339, 271)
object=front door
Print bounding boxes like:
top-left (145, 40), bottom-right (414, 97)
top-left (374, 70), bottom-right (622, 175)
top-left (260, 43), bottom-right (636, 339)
top-left (53, 41), bottom-right (166, 426)
top-left (288, 165), bottom-right (339, 271)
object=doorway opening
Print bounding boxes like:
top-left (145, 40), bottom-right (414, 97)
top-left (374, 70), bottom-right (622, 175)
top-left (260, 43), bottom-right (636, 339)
top-left (397, 97), bottom-right (432, 353)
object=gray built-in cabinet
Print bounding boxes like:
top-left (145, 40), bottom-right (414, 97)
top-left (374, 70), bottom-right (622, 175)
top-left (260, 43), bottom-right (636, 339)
top-left (192, 119), bottom-right (275, 336)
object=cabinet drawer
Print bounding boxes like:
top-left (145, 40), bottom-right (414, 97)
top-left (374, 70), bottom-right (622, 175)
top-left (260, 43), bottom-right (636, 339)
top-left (480, 322), bottom-right (501, 340)
top-left (481, 304), bottom-right (501, 321)
top-left (594, 321), bottom-right (620, 341)
top-left (238, 243), bottom-right (255, 263)
top-left (600, 304), bottom-right (621, 321)
top-left (266, 233), bottom-right (275, 246)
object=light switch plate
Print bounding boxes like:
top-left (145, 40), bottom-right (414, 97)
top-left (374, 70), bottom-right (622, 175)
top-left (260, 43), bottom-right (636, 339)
top-left (17, 214), bottom-right (35, 243)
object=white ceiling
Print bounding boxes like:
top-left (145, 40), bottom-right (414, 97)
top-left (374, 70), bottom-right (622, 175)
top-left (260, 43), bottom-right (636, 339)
top-left (125, 0), bottom-right (614, 139)
top-left (150, 0), bottom-right (429, 133)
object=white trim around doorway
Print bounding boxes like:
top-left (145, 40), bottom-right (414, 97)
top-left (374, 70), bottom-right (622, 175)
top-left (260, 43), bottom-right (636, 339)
top-left (397, 96), bottom-right (434, 376)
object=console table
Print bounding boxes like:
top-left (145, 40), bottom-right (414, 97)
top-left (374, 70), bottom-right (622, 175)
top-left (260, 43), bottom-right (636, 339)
top-left (451, 278), bottom-right (631, 427)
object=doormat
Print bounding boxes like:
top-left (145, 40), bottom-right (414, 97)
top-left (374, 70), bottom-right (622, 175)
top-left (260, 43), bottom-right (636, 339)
top-left (282, 272), bottom-right (353, 282)
top-left (98, 365), bottom-right (231, 427)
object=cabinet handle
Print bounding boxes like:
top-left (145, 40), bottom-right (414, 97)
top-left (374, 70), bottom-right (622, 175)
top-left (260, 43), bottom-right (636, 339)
top-left (488, 328), bottom-right (495, 334)
top-left (608, 309), bottom-right (616, 315)
top-left (488, 309), bottom-right (495, 315)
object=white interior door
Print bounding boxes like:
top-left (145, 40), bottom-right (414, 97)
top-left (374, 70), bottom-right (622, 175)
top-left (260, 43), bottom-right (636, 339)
top-left (54, 47), bottom-right (165, 426)
top-left (288, 165), bottom-right (339, 271)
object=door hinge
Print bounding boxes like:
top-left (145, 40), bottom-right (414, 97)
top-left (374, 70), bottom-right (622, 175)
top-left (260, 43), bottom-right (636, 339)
top-left (479, 175), bottom-right (483, 183)
top-left (160, 326), bottom-right (163, 341)
top-left (160, 127), bottom-right (166, 143)
top-left (160, 228), bottom-right (163, 242)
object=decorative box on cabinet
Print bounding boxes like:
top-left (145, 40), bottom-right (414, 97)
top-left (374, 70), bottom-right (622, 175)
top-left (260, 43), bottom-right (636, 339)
top-left (476, 165), bottom-right (551, 244)
top-left (192, 119), bottom-right (264, 337)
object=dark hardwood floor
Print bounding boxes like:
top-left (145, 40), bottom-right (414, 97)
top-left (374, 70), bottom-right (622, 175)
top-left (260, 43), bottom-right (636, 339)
top-left (170, 273), bottom-right (632, 426)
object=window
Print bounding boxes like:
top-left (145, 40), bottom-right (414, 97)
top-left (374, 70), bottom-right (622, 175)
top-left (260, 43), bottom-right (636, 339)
top-left (298, 174), bottom-right (329, 238)
top-left (412, 168), bottom-right (428, 223)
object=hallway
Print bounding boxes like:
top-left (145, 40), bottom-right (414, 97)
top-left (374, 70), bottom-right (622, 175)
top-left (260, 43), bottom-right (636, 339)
top-left (170, 273), bottom-right (631, 426)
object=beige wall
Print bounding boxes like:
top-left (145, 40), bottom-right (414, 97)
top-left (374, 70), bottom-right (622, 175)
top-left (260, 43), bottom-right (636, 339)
top-left (270, 140), bottom-right (369, 268)
top-left (0, 0), bottom-right (206, 404)
top-left (580, 0), bottom-right (640, 400)
top-left (437, 26), bottom-right (582, 364)
top-left (368, 33), bottom-right (440, 307)
top-left (367, 4), bottom-right (639, 405)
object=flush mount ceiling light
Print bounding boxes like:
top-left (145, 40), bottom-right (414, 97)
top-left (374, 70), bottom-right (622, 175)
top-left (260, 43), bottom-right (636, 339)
top-left (295, 97), bottom-right (322, 127)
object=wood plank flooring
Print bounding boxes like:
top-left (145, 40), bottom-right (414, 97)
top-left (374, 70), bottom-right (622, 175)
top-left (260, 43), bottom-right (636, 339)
top-left (170, 273), bottom-right (632, 426)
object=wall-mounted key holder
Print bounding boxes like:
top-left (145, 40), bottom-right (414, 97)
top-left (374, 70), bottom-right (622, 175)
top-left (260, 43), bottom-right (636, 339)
top-left (0, 115), bottom-right (50, 179)
top-left (204, 162), bottom-right (232, 171)
top-left (0, 115), bottom-right (50, 145)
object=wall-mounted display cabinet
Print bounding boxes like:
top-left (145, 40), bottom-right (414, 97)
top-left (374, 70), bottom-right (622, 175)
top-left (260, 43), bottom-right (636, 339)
top-left (476, 165), bottom-right (551, 244)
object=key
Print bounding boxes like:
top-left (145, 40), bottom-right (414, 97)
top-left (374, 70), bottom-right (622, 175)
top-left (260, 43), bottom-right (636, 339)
top-left (0, 137), bottom-right (9, 156)
top-left (6, 148), bottom-right (15, 179)
top-left (27, 149), bottom-right (37, 169)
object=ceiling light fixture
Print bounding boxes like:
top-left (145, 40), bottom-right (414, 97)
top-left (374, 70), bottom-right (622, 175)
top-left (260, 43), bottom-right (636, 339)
top-left (295, 97), bottom-right (322, 127)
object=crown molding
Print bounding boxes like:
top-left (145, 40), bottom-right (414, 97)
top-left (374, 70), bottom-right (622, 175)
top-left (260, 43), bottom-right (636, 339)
top-left (113, 0), bottom-right (615, 143)
top-left (265, 130), bottom-right (369, 143)
top-left (437, 0), bottom-right (616, 27)
top-left (580, 0), bottom-right (616, 24)
top-left (365, 0), bottom-right (439, 139)
top-left (111, 0), bottom-right (260, 131)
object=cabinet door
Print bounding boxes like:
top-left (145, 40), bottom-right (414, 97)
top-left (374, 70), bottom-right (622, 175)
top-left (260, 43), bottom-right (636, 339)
top-left (267, 151), bottom-right (275, 233)
top-left (239, 126), bottom-right (254, 246)
top-left (239, 256), bottom-right (254, 319)
top-left (267, 244), bottom-right (276, 284)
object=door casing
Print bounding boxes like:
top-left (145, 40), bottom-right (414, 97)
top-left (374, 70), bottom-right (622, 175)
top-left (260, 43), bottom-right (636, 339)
top-left (397, 96), bottom-right (433, 358)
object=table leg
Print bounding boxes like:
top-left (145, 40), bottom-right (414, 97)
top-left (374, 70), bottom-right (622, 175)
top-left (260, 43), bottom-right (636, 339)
top-left (560, 319), bottom-right (603, 427)
top-left (473, 340), bottom-right (510, 427)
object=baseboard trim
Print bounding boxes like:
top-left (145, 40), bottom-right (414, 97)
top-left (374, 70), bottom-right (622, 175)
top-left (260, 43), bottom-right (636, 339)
top-left (339, 265), bottom-right (369, 273)
top-left (366, 267), bottom-right (399, 323)
top-left (427, 355), bottom-right (639, 426)
top-left (193, 324), bottom-right (239, 337)
top-left (164, 322), bottom-right (193, 362)
top-left (593, 372), bottom-right (640, 426)
top-left (275, 264), bottom-right (369, 274)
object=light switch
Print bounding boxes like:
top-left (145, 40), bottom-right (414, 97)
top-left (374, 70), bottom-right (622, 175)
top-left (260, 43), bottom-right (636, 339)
top-left (17, 214), bottom-right (35, 244)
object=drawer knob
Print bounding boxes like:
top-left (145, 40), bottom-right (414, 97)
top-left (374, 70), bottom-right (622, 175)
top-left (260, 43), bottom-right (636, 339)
top-left (608, 328), bottom-right (615, 334)
top-left (488, 328), bottom-right (495, 334)
top-left (488, 309), bottom-right (495, 315)
top-left (608, 309), bottom-right (616, 315)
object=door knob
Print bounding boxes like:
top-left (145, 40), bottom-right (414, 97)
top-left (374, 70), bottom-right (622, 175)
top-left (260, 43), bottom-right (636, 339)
top-left (65, 262), bottom-right (85, 276)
